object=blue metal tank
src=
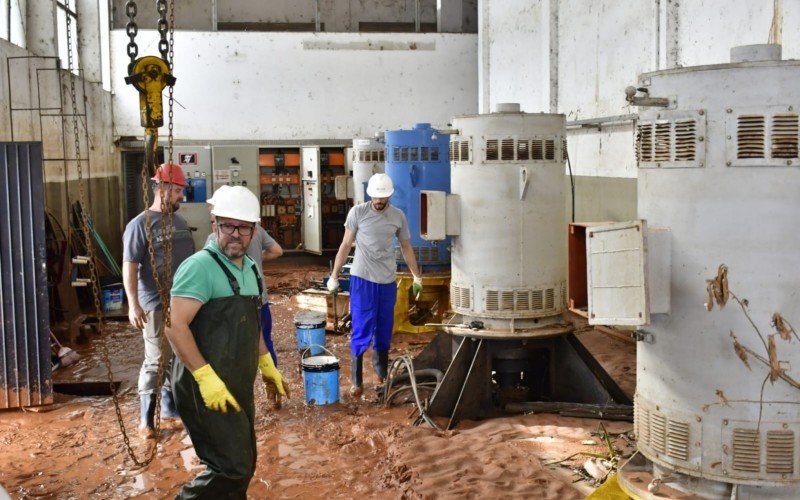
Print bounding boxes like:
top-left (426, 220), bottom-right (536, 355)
top-left (384, 123), bottom-right (451, 271)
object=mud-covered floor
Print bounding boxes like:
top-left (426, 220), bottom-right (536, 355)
top-left (0, 264), bottom-right (637, 498)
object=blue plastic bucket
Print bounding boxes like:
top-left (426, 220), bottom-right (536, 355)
top-left (301, 345), bottom-right (340, 405)
top-left (294, 310), bottom-right (326, 355)
top-left (102, 285), bottom-right (124, 312)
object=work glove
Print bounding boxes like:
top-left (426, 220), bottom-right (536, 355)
top-left (258, 353), bottom-right (289, 398)
top-left (326, 276), bottom-right (340, 294)
top-left (412, 275), bottom-right (424, 297)
top-left (192, 364), bottom-right (241, 414)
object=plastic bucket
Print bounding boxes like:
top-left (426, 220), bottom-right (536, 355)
top-left (294, 310), bottom-right (326, 355)
top-left (301, 345), bottom-right (340, 405)
top-left (102, 285), bottom-right (124, 312)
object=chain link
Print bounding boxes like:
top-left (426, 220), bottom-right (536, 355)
top-left (63, 0), bottom-right (158, 467)
top-left (157, 0), bottom-right (169, 60)
top-left (125, 1), bottom-right (138, 65)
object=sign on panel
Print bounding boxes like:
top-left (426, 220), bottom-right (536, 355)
top-left (587, 220), bottom-right (650, 326)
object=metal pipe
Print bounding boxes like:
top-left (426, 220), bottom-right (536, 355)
top-left (415, 0), bottom-right (421, 32)
top-left (315, 0), bottom-right (321, 32)
top-left (565, 113), bottom-right (637, 130)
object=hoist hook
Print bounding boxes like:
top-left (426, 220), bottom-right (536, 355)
top-left (125, 56), bottom-right (176, 169)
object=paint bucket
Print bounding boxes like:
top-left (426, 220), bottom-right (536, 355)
top-left (301, 345), bottom-right (340, 405)
top-left (294, 310), bottom-right (326, 355)
top-left (101, 285), bottom-right (124, 312)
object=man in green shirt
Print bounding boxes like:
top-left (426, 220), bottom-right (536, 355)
top-left (166, 185), bottom-right (289, 498)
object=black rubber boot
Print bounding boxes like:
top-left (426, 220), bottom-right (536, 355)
top-left (139, 394), bottom-right (156, 438)
top-left (372, 350), bottom-right (389, 381)
top-left (350, 355), bottom-right (364, 397)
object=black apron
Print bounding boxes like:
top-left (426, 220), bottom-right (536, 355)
top-left (172, 250), bottom-right (263, 499)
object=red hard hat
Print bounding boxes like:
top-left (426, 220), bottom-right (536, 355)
top-left (152, 163), bottom-right (186, 187)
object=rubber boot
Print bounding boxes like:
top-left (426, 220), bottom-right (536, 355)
top-left (372, 350), bottom-right (389, 383)
top-left (160, 387), bottom-right (183, 429)
top-left (350, 355), bottom-right (364, 398)
top-left (139, 394), bottom-right (156, 438)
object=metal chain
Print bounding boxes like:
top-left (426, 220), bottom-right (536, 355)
top-left (157, 0), bottom-right (169, 60)
top-left (63, 0), bottom-right (157, 467)
top-left (125, 1), bottom-right (138, 67)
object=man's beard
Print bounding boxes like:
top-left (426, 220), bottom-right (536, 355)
top-left (372, 201), bottom-right (387, 211)
top-left (221, 237), bottom-right (246, 259)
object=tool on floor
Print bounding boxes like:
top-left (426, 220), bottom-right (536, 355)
top-left (49, 330), bottom-right (81, 367)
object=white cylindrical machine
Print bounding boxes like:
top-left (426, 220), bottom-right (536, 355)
top-left (625, 45), bottom-right (800, 498)
top-left (449, 105), bottom-right (567, 329)
top-left (352, 138), bottom-right (385, 205)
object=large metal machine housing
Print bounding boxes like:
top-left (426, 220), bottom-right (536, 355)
top-left (615, 45), bottom-right (800, 498)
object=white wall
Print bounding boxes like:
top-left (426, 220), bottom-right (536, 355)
top-left (483, 0), bottom-right (800, 179)
top-left (110, 31), bottom-right (478, 140)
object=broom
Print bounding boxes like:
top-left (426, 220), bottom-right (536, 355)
top-left (49, 330), bottom-right (81, 367)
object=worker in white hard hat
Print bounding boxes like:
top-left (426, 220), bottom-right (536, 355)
top-left (166, 185), bottom-right (289, 497)
top-left (205, 185), bottom-right (285, 409)
top-left (328, 173), bottom-right (422, 398)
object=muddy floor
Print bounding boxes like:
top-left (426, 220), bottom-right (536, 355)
top-left (0, 263), bottom-right (636, 499)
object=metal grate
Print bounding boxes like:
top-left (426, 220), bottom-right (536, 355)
top-left (449, 142), bottom-right (457, 161)
top-left (430, 147), bottom-right (439, 161)
top-left (545, 288), bottom-right (555, 310)
top-left (674, 120), bottom-right (696, 161)
top-left (654, 122), bottom-right (671, 161)
top-left (667, 420), bottom-right (690, 461)
top-left (562, 138), bottom-right (568, 162)
top-left (420, 146), bottom-right (429, 161)
top-left (650, 413), bottom-right (667, 454)
top-left (500, 290), bottom-right (514, 311)
top-left (501, 139), bottom-right (515, 160)
top-left (532, 289), bottom-right (543, 310)
top-left (732, 428), bottom-right (761, 473)
top-left (484, 287), bottom-right (559, 313)
top-left (409, 147), bottom-right (419, 161)
top-left (737, 115), bottom-right (766, 159)
top-left (772, 114), bottom-right (799, 159)
top-left (393, 147), bottom-right (400, 162)
top-left (460, 141), bottom-right (469, 162)
top-left (453, 285), bottom-right (471, 309)
top-left (637, 123), bottom-right (654, 162)
top-left (485, 139), bottom-right (499, 161)
top-left (400, 147), bottom-right (409, 161)
top-left (766, 430), bottom-right (794, 474)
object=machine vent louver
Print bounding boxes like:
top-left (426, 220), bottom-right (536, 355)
top-left (545, 139), bottom-right (555, 160)
top-left (420, 146), bottom-right (429, 161)
top-left (449, 142), bottom-right (458, 161)
top-left (515, 290), bottom-right (530, 311)
top-left (654, 122), bottom-right (671, 161)
top-left (650, 413), bottom-right (667, 454)
top-left (500, 290), bottom-right (514, 311)
top-left (532, 139), bottom-right (544, 160)
top-left (766, 430), bottom-right (794, 474)
top-left (562, 138), bottom-right (568, 162)
top-left (517, 140), bottom-right (530, 160)
top-left (379, 150), bottom-right (385, 161)
top-left (674, 120), bottom-right (697, 161)
top-left (486, 290), bottom-right (499, 311)
top-left (637, 407), bottom-right (650, 445)
top-left (393, 147), bottom-right (401, 162)
top-left (771, 114), bottom-right (799, 159)
top-left (501, 139), bottom-right (515, 160)
top-left (737, 115), bottom-right (766, 159)
top-left (486, 140), bottom-right (499, 161)
top-left (460, 141), bottom-right (470, 162)
top-left (637, 123), bottom-right (654, 162)
top-left (732, 428), bottom-right (761, 473)
top-left (430, 148), bottom-right (438, 161)
top-left (532, 290), bottom-right (543, 310)
top-left (667, 420), bottom-right (690, 461)
top-left (409, 147), bottom-right (419, 161)
top-left (545, 288), bottom-right (555, 310)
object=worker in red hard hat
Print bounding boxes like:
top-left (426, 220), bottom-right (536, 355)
top-left (151, 162), bottom-right (187, 188)
top-left (122, 162), bottom-right (195, 438)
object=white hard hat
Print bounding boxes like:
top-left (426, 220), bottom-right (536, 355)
top-left (366, 173), bottom-right (394, 198)
top-left (210, 186), bottom-right (260, 222)
top-left (206, 185), bottom-right (231, 206)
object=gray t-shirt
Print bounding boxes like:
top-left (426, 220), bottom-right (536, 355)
top-left (122, 210), bottom-right (195, 312)
top-left (206, 225), bottom-right (277, 303)
top-left (345, 202), bottom-right (410, 284)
